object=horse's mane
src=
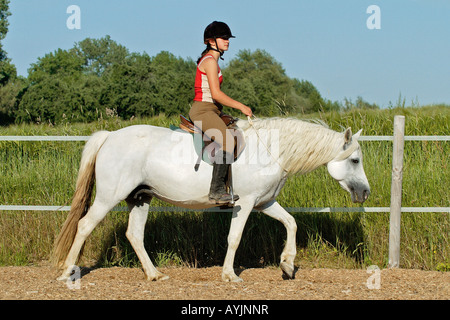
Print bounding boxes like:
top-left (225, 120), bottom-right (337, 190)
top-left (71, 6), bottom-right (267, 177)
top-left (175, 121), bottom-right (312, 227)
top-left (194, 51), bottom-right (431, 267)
top-left (238, 117), bottom-right (359, 176)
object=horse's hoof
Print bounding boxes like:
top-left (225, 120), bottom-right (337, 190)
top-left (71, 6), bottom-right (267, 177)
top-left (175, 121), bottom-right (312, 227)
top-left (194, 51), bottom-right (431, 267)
top-left (147, 272), bottom-right (170, 281)
top-left (280, 262), bottom-right (295, 280)
top-left (222, 273), bottom-right (243, 283)
top-left (57, 275), bottom-right (69, 282)
top-left (158, 274), bottom-right (170, 281)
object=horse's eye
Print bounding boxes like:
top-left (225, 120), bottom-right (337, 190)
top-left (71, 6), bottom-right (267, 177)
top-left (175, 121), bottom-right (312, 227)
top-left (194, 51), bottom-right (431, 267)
top-left (351, 159), bottom-right (360, 164)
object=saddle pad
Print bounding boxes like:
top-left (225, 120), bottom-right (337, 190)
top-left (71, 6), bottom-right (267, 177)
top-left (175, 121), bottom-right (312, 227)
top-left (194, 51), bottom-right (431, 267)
top-left (169, 125), bottom-right (245, 166)
top-left (169, 125), bottom-right (215, 165)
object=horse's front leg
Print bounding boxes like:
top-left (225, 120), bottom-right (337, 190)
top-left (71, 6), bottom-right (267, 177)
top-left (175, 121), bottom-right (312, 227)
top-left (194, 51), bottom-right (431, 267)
top-left (221, 200), bottom-right (254, 282)
top-left (260, 200), bottom-right (297, 279)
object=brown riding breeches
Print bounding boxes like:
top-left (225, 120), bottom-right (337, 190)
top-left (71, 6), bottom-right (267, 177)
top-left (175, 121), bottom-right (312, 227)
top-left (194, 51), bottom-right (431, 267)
top-left (189, 101), bottom-right (235, 156)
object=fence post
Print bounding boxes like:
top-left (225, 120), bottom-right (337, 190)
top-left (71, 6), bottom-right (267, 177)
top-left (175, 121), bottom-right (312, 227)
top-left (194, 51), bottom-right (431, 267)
top-left (388, 115), bottom-right (405, 268)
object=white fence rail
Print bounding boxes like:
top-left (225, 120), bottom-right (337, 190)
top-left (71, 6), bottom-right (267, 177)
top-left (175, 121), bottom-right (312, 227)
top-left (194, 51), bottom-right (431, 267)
top-left (0, 205), bottom-right (448, 213)
top-left (0, 136), bottom-right (90, 141)
top-left (1, 135), bottom-right (448, 142)
top-left (1, 119), bottom-right (449, 268)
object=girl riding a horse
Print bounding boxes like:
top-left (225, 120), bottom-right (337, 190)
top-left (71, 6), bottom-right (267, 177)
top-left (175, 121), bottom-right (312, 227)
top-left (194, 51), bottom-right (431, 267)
top-left (189, 21), bottom-right (253, 205)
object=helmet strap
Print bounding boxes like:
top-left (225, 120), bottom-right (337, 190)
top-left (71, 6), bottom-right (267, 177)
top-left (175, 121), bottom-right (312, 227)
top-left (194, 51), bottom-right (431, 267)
top-left (210, 38), bottom-right (224, 60)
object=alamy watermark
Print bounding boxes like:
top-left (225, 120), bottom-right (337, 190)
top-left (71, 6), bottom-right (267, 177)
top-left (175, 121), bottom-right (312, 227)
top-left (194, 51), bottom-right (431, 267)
top-left (366, 5), bottom-right (381, 30)
top-left (65, 265), bottom-right (81, 290)
top-left (66, 5), bottom-right (81, 30)
top-left (366, 265), bottom-right (381, 289)
top-left (65, 5), bottom-right (380, 31)
top-left (169, 123), bottom-right (282, 176)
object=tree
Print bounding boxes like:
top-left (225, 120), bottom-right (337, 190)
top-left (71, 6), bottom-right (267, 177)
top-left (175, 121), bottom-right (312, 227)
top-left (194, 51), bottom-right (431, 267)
top-left (148, 51), bottom-right (195, 116)
top-left (17, 72), bottom-right (105, 124)
top-left (27, 49), bottom-right (85, 84)
top-left (17, 48), bottom-right (106, 123)
top-left (291, 79), bottom-right (329, 113)
top-left (16, 36), bottom-right (131, 123)
top-left (0, 0), bottom-right (20, 125)
top-left (102, 51), bottom-right (195, 119)
top-left (73, 35), bottom-right (129, 76)
top-left (0, 78), bottom-right (24, 124)
top-left (0, 0), bottom-right (11, 62)
top-left (101, 52), bottom-right (155, 119)
top-left (222, 49), bottom-right (290, 116)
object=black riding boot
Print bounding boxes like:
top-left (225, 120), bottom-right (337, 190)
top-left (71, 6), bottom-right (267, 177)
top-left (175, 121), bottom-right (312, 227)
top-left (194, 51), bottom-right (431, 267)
top-left (208, 152), bottom-right (239, 204)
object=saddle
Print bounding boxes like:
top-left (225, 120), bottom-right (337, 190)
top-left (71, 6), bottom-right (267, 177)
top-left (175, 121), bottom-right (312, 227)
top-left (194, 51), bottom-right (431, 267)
top-left (179, 114), bottom-right (237, 134)
top-left (177, 114), bottom-right (245, 170)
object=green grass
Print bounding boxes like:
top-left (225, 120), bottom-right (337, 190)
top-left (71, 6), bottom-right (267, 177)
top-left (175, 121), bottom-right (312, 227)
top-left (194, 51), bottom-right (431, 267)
top-left (0, 105), bottom-right (448, 270)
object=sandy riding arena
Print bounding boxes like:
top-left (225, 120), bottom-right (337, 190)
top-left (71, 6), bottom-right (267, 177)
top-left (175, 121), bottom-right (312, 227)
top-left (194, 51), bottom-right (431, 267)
top-left (0, 265), bottom-right (447, 300)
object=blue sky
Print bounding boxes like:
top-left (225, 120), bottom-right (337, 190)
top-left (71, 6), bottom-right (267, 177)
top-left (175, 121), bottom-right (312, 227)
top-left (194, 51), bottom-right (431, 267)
top-left (4, 0), bottom-right (450, 108)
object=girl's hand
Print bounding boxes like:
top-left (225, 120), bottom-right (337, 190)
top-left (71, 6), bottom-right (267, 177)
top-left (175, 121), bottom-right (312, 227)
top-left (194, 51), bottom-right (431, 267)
top-left (240, 105), bottom-right (253, 117)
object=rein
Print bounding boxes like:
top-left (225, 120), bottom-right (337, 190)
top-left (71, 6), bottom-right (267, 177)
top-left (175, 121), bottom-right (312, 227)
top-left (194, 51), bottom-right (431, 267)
top-left (247, 116), bottom-right (289, 174)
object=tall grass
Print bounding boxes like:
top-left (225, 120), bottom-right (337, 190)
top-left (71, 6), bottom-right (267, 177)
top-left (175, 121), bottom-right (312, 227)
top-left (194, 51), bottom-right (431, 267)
top-left (0, 105), bottom-right (448, 270)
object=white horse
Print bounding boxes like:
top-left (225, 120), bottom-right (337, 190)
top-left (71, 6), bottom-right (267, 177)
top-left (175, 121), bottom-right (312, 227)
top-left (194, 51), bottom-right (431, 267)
top-left (53, 117), bottom-right (370, 282)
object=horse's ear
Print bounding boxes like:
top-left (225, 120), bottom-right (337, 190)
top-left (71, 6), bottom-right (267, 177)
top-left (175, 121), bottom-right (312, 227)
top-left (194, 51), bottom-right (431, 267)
top-left (353, 129), bottom-right (363, 140)
top-left (343, 127), bottom-right (352, 149)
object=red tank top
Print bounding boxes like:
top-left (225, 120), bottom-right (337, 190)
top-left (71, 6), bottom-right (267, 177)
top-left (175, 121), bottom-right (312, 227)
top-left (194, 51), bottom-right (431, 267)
top-left (194, 54), bottom-right (223, 103)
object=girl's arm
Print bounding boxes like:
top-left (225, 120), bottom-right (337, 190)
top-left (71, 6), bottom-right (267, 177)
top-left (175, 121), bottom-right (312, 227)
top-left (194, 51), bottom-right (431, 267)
top-left (203, 59), bottom-right (252, 117)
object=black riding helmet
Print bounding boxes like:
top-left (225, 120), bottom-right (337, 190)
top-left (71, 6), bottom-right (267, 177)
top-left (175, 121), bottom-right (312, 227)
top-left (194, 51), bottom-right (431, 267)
top-left (204, 21), bottom-right (235, 42)
top-left (203, 21), bottom-right (235, 60)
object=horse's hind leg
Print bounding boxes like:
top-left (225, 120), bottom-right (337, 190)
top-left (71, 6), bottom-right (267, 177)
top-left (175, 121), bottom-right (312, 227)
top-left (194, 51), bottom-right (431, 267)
top-left (58, 200), bottom-right (112, 281)
top-left (126, 197), bottom-right (169, 281)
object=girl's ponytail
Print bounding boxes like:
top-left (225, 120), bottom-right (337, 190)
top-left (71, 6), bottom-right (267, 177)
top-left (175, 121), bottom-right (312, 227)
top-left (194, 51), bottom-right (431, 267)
top-left (197, 44), bottom-right (212, 64)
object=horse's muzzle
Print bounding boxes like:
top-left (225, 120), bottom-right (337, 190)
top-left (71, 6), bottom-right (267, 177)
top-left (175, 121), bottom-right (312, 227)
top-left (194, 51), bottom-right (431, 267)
top-left (350, 187), bottom-right (370, 203)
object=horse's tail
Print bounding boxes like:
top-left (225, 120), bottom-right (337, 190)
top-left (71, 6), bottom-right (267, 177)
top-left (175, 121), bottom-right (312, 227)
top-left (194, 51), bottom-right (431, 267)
top-left (52, 131), bottom-right (110, 268)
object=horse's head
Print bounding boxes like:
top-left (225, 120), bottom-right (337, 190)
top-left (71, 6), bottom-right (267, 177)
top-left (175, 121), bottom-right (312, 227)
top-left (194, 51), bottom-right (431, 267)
top-left (327, 128), bottom-right (370, 203)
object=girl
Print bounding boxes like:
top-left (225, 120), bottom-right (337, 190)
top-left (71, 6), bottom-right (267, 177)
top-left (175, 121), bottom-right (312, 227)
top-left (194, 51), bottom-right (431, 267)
top-left (189, 21), bottom-right (252, 205)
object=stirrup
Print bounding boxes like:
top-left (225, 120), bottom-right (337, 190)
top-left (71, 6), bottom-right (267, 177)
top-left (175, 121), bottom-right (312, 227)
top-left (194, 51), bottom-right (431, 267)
top-left (209, 193), bottom-right (240, 205)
